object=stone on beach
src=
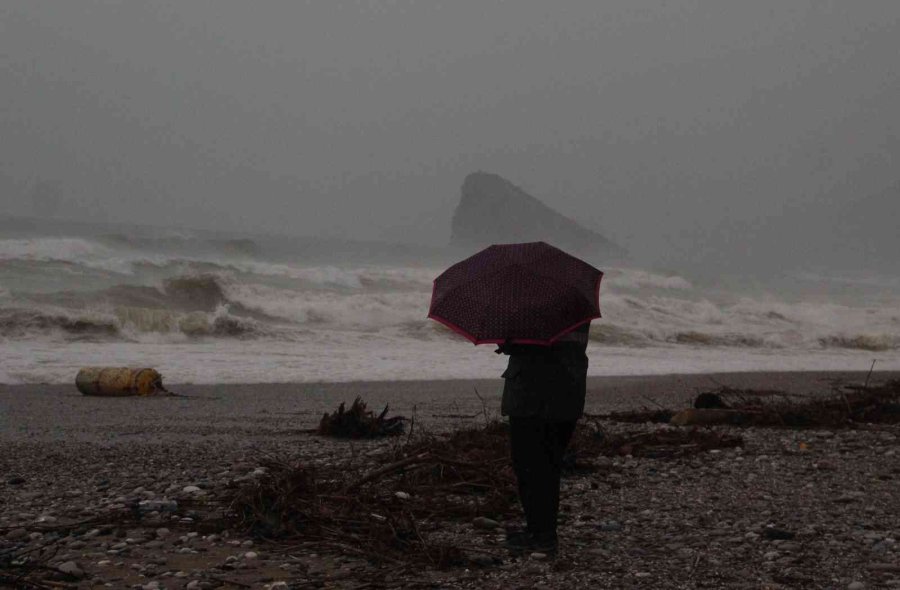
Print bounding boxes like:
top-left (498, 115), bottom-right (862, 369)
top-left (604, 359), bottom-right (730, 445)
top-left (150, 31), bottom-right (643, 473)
top-left (56, 561), bottom-right (84, 578)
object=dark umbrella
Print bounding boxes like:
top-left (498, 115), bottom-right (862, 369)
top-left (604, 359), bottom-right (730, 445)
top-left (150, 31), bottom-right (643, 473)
top-left (428, 241), bottom-right (603, 345)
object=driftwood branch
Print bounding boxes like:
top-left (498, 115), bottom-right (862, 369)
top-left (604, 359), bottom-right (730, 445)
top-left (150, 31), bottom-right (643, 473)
top-left (343, 452), bottom-right (431, 492)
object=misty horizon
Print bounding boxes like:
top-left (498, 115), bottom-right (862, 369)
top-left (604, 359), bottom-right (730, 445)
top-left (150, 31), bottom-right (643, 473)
top-left (2, 1), bottom-right (898, 273)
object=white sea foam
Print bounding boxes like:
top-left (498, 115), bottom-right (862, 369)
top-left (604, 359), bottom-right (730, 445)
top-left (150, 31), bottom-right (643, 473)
top-left (2, 229), bottom-right (898, 384)
top-left (604, 267), bottom-right (693, 290)
top-left (0, 301), bottom-right (261, 342)
top-left (0, 236), bottom-right (437, 289)
top-left (595, 291), bottom-right (900, 350)
top-left (222, 282), bottom-right (430, 330)
top-left (0, 237), bottom-right (169, 275)
top-left (220, 262), bottom-right (436, 290)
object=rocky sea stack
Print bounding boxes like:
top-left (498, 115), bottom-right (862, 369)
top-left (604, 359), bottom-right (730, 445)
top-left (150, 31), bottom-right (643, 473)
top-left (450, 172), bottom-right (625, 258)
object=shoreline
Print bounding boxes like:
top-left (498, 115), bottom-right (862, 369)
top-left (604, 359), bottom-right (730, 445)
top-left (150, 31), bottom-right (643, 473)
top-left (5, 340), bottom-right (898, 386)
top-left (2, 370), bottom-right (898, 444)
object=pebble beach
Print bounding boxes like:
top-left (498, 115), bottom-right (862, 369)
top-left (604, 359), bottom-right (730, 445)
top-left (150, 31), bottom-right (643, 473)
top-left (2, 371), bottom-right (900, 589)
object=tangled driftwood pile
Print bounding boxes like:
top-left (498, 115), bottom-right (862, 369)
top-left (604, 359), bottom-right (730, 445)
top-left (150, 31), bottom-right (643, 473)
top-left (569, 424), bottom-right (743, 461)
top-left (317, 397), bottom-right (406, 438)
top-left (585, 380), bottom-right (900, 429)
top-left (588, 408), bottom-right (674, 424)
top-left (669, 380), bottom-right (900, 428)
top-left (230, 408), bottom-right (745, 566)
top-left (230, 422), bottom-right (517, 566)
top-left (229, 380), bottom-right (900, 568)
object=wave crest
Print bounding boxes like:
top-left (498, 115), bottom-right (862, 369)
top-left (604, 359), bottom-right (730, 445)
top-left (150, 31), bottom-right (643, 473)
top-left (0, 302), bottom-right (259, 341)
top-left (818, 334), bottom-right (899, 352)
top-left (0, 307), bottom-right (119, 338)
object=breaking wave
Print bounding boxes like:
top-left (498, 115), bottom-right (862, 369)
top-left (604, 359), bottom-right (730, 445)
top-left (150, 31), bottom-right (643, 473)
top-left (590, 290), bottom-right (900, 351)
top-left (0, 236), bottom-right (437, 292)
top-left (2, 232), bottom-right (898, 362)
top-left (604, 268), bottom-right (693, 291)
top-left (0, 237), bottom-right (141, 274)
top-left (0, 304), bottom-right (259, 341)
top-left (0, 306), bottom-right (120, 338)
top-left (0, 272), bottom-right (262, 341)
top-left (817, 334), bottom-right (899, 352)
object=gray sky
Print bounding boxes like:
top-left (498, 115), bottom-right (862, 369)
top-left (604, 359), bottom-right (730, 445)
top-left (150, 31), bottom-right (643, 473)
top-left (1, 1), bottom-right (898, 266)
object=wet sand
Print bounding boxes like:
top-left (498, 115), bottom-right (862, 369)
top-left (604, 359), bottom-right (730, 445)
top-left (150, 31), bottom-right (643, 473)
top-left (3, 371), bottom-right (897, 443)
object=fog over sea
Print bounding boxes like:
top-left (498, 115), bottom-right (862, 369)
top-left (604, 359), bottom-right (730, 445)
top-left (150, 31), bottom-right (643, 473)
top-left (1, 218), bottom-right (898, 385)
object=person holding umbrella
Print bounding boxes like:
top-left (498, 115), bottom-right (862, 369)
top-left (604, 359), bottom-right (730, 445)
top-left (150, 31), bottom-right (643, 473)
top-left (428, 241), bottom-right (602, 556)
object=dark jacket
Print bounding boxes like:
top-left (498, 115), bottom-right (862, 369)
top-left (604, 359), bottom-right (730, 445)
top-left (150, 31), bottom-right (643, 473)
top-left (499, 323), bottom-right (589, 421)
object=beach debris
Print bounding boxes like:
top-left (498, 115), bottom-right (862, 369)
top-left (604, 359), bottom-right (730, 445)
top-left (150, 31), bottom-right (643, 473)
top-left (229, 419), bottom-right (742, 567)
top-left (75, 367), bottom-right (169, 397)
top-left (763, 527), bottom-right (796, 540)
top-left (670, 408), bottom-right (743, 427)
top-left (317, 397), bottom-right (406, 438)
top-left (228, 458), bottom-right (469, 567)
top-left (138, 499), bottom-right (179, 513)
top-left (567, 424), bottom-right (743, 462)
top-left (230, 422), bottom-right (519, 564)
top-left (669, 381), bottom-right (900, 428)
top-left (590, 379), bottom-right (900, 429)
top-left (586, 408), bottom-right (675, 424)
top-left (472, 517), bottom-right (501, 530)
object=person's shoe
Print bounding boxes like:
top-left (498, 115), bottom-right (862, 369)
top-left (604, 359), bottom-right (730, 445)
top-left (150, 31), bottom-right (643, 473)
top-left (528, 530), bottom-right (558, 556)
top-left (504, 530), bottom-right (558, 556)
top-left (504, 530), bottom-right (532, 553)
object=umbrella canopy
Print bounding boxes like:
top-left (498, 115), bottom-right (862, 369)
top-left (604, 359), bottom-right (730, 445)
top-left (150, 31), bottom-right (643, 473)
top-left (428, 241), bottom-right (603, 345)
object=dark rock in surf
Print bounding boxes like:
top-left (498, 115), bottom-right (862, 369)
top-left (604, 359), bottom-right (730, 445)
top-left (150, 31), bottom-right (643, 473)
top-left (450, 172), bottom-right (625, 258)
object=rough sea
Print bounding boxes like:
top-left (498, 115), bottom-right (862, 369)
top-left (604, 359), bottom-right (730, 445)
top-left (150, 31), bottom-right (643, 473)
top-left (1, 218), bottom-right (898, 384)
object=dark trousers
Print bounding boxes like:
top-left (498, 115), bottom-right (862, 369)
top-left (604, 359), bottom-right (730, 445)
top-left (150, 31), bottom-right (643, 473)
top-left (508, 416), bottom-right (576, 534)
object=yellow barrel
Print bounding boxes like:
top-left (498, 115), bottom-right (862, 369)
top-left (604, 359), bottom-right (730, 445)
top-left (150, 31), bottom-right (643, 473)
top-left (75, 367), bottom-right (164, 397)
